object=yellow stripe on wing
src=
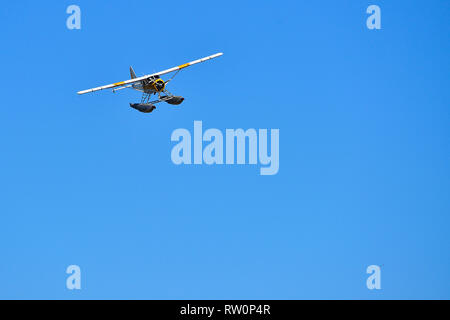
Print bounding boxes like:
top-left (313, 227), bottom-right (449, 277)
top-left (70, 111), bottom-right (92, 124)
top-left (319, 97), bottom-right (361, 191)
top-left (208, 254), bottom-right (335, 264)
top-left (178, 63), bottom-right (190, 69)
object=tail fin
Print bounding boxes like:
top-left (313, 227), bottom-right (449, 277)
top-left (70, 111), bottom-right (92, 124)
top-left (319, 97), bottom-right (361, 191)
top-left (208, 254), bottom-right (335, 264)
top-left (130, 66), bottom-right (137, 79)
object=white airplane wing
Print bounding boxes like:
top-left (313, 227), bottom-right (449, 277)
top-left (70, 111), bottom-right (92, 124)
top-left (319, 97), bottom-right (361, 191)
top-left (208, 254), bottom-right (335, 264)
top-left (77, 52), bottom-right (223, 95)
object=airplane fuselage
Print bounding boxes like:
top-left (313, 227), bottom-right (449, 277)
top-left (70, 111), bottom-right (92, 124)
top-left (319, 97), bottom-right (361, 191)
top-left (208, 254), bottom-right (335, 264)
top-left (132, 77), bottom-right (166, 94)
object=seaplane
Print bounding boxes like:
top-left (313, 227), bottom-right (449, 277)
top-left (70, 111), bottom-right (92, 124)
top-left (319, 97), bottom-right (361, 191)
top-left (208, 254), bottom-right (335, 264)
top-left (77, 52), bottom-right (223, 113)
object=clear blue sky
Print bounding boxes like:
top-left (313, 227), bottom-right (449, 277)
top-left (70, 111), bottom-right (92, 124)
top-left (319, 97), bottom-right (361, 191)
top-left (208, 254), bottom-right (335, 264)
top-left (0, 0), bottom-right (449, 299)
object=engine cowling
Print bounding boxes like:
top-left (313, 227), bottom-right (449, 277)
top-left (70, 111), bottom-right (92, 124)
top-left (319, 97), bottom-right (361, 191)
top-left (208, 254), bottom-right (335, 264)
top-left (152, 79), bottom-right (166, 92)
